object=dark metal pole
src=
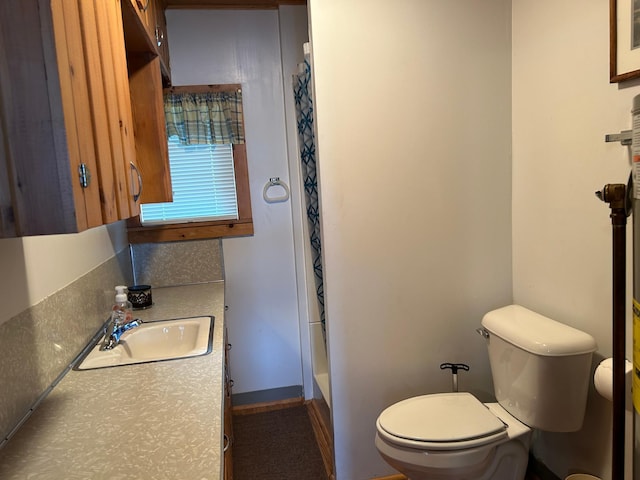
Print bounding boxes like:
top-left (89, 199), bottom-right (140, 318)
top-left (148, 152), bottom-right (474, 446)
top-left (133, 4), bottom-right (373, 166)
top-left (596, 183), bottom-right (628, 480)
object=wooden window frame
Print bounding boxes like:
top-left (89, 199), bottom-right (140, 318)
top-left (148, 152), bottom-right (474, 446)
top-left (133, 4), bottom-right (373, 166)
top-left (127, 84), bottom-right (253, 243)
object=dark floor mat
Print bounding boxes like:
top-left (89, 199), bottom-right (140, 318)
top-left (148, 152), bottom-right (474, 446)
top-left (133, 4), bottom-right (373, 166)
top-left (232, 405), bottom-right (328, 480)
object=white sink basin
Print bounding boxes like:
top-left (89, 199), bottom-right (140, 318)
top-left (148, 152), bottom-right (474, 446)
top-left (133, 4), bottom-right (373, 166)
top-left (76, 316), bottom-right (214, 370)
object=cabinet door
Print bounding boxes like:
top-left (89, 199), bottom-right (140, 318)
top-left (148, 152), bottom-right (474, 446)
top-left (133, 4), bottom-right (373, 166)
top-left (51, 0), bottom-right (105, 230)
top-left (153, 0), bottom-right (171, 77)
top-left (121, 0), bottom-right (170, 82)
top-left (128, 56), bottom-right (173, 204)
top-left (56, 0), bottom-right (151, 223)
top-left (0, 0), bottom-right (89, 236)
top-left (132, 0), bottom-right (153, 34)
top-left (76, 0), bottom-right (120, 224)
top-left (99, 0), bottom-right (141, 218)
top-left (68, 0), bottom-right (142, 222)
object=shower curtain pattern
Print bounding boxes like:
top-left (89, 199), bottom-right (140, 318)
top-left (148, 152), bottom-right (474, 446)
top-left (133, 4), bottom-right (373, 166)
top-left (293, 58), bottom-right (325, 337)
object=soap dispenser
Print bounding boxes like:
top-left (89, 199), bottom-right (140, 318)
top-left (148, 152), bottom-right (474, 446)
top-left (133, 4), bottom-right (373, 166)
top-left (101, 286), bottom-right (140, 350)
top-left (112, 285), bottom-right (133, 326)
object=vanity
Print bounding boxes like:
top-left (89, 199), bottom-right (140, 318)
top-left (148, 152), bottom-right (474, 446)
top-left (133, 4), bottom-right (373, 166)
top-left (0, 282), bottom-right (227, 479)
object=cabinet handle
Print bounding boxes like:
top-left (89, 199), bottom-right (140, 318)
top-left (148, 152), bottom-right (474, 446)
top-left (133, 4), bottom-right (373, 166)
top-left (130, 161), bottom-right (143, 202)
top-left (223, 434), bottom-right (232, 452)
top-left (224, 367), bottom-right (234, 392)
top-left (136, 0), bottom-right (150, 12)
top-left (155, 26), bottom-right (164, 48)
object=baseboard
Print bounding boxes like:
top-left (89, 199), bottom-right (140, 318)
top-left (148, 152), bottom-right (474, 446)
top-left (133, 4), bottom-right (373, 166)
top-left (231, 385), bottom-right (303, 406)
top-left (231, 396), bottom-right (304, 415)
top-left (307, 399), bottom-right (334, 479)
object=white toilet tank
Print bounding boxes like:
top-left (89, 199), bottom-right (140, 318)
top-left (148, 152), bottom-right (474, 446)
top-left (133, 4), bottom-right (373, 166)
top-left (481, 305), bottom-right (597, 432)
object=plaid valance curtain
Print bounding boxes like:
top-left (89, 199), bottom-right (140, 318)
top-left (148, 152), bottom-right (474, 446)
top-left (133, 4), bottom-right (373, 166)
top-left (164, 90), bottom-right (245, 145)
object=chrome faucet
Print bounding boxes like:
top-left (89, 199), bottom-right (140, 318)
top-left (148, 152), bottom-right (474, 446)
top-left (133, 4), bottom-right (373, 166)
top-left (100, 318), bottom-right (143, 350)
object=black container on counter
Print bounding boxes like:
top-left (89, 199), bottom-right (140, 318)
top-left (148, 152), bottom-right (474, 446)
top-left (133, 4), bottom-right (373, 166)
top-left (127, 285), bottom-right (153, 309)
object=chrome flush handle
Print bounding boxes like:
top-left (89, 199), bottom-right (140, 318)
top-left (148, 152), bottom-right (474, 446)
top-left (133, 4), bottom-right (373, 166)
top-left (476, 327), bottom-right (490, 339)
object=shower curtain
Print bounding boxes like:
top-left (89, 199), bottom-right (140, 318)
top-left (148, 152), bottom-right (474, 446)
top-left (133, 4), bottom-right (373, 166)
top-left (293, 56), bottom-right (326, 341)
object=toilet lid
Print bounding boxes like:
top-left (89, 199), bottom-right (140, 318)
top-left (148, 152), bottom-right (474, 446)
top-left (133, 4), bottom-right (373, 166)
top-left (377, 392), bottom-right (507, 449)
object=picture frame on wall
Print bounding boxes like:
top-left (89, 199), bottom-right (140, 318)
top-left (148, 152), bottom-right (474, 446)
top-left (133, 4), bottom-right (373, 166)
top-left (611, 0), bottom-right (640, 82)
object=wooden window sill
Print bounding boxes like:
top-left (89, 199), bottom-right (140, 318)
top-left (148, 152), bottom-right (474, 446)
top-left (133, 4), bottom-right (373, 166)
top-left (127, 217), bottom-right (254, 243)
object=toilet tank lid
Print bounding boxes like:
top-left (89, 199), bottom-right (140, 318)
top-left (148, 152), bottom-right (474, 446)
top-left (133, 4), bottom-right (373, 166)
top-left (481, 305), bottom-right (597, 356)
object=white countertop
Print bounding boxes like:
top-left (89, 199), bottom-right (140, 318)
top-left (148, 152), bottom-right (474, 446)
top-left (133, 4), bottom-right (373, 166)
top-left (0, 282), bottom-right (226, 480)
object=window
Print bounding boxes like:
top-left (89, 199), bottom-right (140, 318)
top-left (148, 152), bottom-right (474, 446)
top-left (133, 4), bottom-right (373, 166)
top-left (127, 84), bottom-right (253, 243)
top-left (140, 139), bottom-right (238, 225)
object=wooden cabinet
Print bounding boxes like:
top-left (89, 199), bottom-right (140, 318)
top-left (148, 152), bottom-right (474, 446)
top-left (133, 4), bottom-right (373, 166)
top-left (155, 2), bottom-right (171, 75)
top-left (224, 330), bottom-right (234, 480)
top-left (121, 0), bottom-right (173, 204)
top-left (0, 0), bottom-right (171, 237)
top-left (127, 56), bottom-right (173, 204)
top-left (145, 0), bottom-right (171, 77)
top-left (124, 0), bottom-right (171, 82)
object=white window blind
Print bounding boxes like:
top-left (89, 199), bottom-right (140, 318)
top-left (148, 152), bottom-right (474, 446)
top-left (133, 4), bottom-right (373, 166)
top-left (140, 136), bottom-right (239, 225)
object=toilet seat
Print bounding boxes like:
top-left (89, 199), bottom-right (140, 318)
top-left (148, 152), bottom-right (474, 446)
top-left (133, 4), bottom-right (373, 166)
top-left (376, 392), bottom-right (508, 451)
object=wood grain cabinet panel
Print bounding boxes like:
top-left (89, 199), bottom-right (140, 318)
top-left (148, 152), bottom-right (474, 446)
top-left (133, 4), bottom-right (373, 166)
top-left (121, 0), bottom-right (173, 204)
top-left (0, 0), bottom-right (102, 235)
top-left (128, 56), bottom-right (173, 205)
top-left (0, 0), bottom-right (171, 236)
top-left (153, 0), bottom-right (171, 77)
top-left (123, 0), bottom-right (171, 82)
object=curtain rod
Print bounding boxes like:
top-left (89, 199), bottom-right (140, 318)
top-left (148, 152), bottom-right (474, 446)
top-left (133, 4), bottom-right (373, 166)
top-left (164, 84), bottom-right (241, 94)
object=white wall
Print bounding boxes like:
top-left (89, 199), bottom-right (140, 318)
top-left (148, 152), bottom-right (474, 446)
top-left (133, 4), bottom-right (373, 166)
top-left (165, 9), bottom-right (305, 395)
top-left (0, 222), bottom-right (128, 326)
top-left (309, 1), bottom-right (513, 478)
top-left (277, 6), bottom-right (316, 399)
top-left (513, 1), bottom-right (638, 478)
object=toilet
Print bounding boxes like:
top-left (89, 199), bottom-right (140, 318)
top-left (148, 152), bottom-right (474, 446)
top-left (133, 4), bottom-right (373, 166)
top-left (375, 305), bottom-right (597, 480)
